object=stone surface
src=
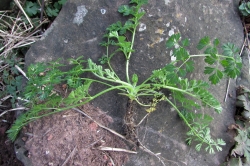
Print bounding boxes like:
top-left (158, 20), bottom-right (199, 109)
top-left (21, 0), bottom-right (244, 165)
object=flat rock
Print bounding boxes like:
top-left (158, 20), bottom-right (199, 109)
top-left (21, 0), bottom-right (243, 165)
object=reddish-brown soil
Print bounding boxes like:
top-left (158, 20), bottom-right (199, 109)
top-left (22, 104), bottom-right (129, 166)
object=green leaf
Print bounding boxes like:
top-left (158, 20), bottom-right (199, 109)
top-left (132, 73), bottom-right (138, 85)
top-left (185, 61), bottom-right (195, 72)
top-left (213, 38), bottom-right (220, 47)
top-left (208, 69), bottom-right (223, 84)
top-left (24, 1), bottom-right (40, 17)
top-left (59, 0), bottom-right (67, 5)
top-left (204, 46), bottom-right (217, 54)
top-left (64, 80), bottom-right (92, 105)
top-left (166, 33), bottom-right (181, 48)
top-left (173, 47), bottom-right (189, 61)
top-left (204, 67), bottom-right (215, 74)
top-left (106, 21), bottom-right (122, 32)
top-left (204, 53), bottom-right (218, 65)
top-left (222, 43), bottom-right (239, 57)
top-left (181, 38), bottom-right (190, 47)
top-left (118, 5), bottom-right (132, 16)
top-left (119, 20), bottom-right (134, 34)
top-left (232, 128), bottom-right (250, 162)
top-left (109, 31), bottom-right (119, 38)
top-left (197, 36), bottom-right (210, 50)
top-left (195, 143), bottom-right (202, 151)
top-left (221, 56), bottom-right (242, 79)
top-left (130, 0), bottom-right (148, 5)
top-left (239, 3), bottom-right (250, 16)
top-left (178, 68), bottom-right (186, 77)
top-left (46, 7), bottom-right (59, 17)
top-left (98, 55), bottom-right (108, 64)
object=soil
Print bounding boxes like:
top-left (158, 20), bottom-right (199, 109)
top-left (22, 104), bottom-right (129, 166)
top-left (0, 111), bottom-right (24, 166)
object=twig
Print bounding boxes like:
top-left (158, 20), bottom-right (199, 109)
top-left (136, 112), bottom-right (150, 126)
top-left (0, 95), bottom-right (12, 105)
top-left (85, 137), bottom-right (103, 148)
top-left (0, 64), bottom-right (9, 72)
top-left (138, 139), bottom-right (179, 166)
top-left (13, 0), bottom-right (33, 28)
top-left (39, 0), bottom-right (45, 34)
top-left (224, 78), bottom-right (230, 102)
top-left (224, 22), bottom-right (248, 102)
top-left (94, 146), bottom-right (137, 154)
top-left (73, 107), bottom-right (169, 166)
top-left (61, 146), bottom-right (77, 166)
top-left (17, 97), bottom-right (30, 103)
top-left (103, 151), bottom-right (115, 166)
top-left (15, 65), bottom-right (29, 80)
top-left (72, 108), bottom-right (130, 143)
top-left (239, 37), bottom-right (246, 57)
top-left (0, 107), bottom-right (29, 117)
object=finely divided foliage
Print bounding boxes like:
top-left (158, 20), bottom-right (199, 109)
top-left (7, 0), bottom-right (242, 154)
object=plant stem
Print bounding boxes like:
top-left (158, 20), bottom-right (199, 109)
top-left (164, 97), bottom-right (209, 144)
top-left (189, 54), bottom-right (231, 59)
top-left (106, 38), bottom-right (120, 79)
top-left (125, 20), bottom-right (139, 83)
top-left (154, 84), bottom-right (219, 110)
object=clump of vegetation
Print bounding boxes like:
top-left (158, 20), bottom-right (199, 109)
top-left (231, 127), bottom-right (250, 165)
top-left (0, 0), bottom-right (67, 108)
top-left (6, 0), bottom-right (242, 156)
top-left (24, 0), bottom-right (66, 18)
top-left (224, 86), bottom-right (250, 166)
top-left (239, 1), bottom-right (250, 16)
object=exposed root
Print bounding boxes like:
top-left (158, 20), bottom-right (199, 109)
top-left (73, 106), bottom-right (171, 166)
top-left (124, 99), bottom-right (138, 143)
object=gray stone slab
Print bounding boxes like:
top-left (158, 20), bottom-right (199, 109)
top-left (23, 0), bottom-right (243, 165)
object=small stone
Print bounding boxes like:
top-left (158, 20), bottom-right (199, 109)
top-left (47, 134), bottom-right (53, 141)
top-left (48, 162), bottom-right (53, 166)
top-left (22, 137), bottom-right (28, 142)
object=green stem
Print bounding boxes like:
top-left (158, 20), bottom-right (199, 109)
top-left (125, 20), bottom-right (139, 83)
top-left (153, 84), bottom-right (218, 110)
top-left (135, 98), bottom-right (151, 107)
top-left (189, 54), bottom-right (232, 59)
top-left (91, 71), bottom-right (132, 88)
top-left (164, 97), bottom-right (209, 144)
top-left (106, 38), bottom-right (120, 80)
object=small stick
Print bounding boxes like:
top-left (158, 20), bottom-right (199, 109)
top-left (94, 146), bottom-right (137, 154)
top-left (0, 95), bottom-right (11, 105)
top-left (73, 107), bottom-right (171, 166)
top-left (239, 37), bottom-right (246, 57)
top-left (103, 151), bottom-right (115, 166)
top-left (85, 137), bottom-right (103, 148)
top-left (15, 65), bottom-right (29, 80)
top-left (39, 0), bottom-right (45, 34)
top-left (13, 0), bottom-right (33, 28)
top-left (138, 139), bottom-right (179, 166)
top-left (0, 107), bottom-right (29, 117)
top-left (72, 108), bottom-right (130, 143)
top-left (224, 78), bottom-right (230, 102)
top-left (61, 146), bottom-right (77, 166)
top-left (136, 112), bottom-right (150, 126)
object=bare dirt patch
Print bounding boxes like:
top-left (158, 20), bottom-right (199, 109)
top-left (0, 111), bottom-right (24, 166)
top-left (23, 104), bottom-right (129, 166)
